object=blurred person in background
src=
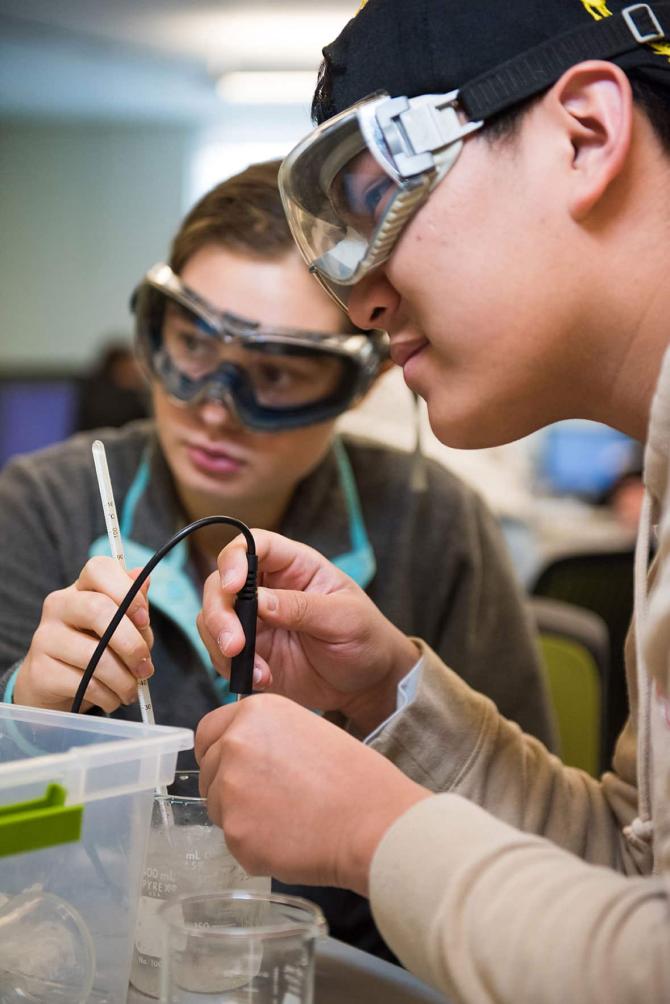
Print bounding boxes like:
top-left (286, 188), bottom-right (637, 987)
top-left (0, 160), bottom-right (554, 961)
top-left (77, 338), bottom-right (148, 431)
top-left (600, 443), bottom-right (646, 533)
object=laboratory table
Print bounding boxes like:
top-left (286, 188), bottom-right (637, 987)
top-left (126, 935), bottom-right (448, 1003)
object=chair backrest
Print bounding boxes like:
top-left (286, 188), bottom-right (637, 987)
top-left (527, 597), bottom-right (610, 776)
top-left (530, 550), bottom-right (634, 762)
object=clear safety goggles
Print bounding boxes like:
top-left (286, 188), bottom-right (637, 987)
top-left (279, 90), bottom-right (482, 307)
top-left (131, 263), bottom-right (388, 431)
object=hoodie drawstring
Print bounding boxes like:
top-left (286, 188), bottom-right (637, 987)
top-left (623, 488), bottom-right (654, 850)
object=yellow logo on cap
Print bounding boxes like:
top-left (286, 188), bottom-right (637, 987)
top-left (579, 0), bottom-right (670, 60)
top-left (356, 0), bottom-right (369, 11)
top-left (580, 0), bottom-right (613, 18)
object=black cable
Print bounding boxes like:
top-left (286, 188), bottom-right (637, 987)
top-left (70, 516), bottom-right (257, 714)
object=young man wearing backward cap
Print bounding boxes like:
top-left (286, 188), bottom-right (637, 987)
top-left (196, 1), bottom-right (670, 999)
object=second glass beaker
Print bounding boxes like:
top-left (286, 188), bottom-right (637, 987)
top-left (159, 890), bottom-right (327, 1003)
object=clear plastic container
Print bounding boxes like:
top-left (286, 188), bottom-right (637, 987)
top-left (0, 704), bottom-right (192, 1003)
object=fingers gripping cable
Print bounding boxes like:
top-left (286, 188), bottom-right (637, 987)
top-left (70, 517), bottom-right (257, 713)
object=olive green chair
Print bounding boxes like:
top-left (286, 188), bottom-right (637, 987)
top-left (527, 597), bottom-right (610, 777)
top-left (530, 549), bottom-right (634, 766)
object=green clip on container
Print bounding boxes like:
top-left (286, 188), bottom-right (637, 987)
top-left (0, 704), bottom-right (192, 1003)
top-left (0, 781), bottom-right (83, 857)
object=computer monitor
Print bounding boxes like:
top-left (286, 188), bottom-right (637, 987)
top-left (0, 375), bottom-right (80, 469)
top-left (538, 420), bottom-right (640, 499)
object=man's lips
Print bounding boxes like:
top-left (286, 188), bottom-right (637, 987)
top-left (389, 338), bottom-right (429, 368)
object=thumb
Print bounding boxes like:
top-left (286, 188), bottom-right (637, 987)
top-left (257, 586), bottom-right (354, 642)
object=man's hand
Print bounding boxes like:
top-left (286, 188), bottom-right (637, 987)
top-left (197, 529), bottom-right (419, 735)
top-left (196, 695), bottom-right (430, 894)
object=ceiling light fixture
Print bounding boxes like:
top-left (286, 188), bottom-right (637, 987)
top-left (216, 70), bottom-right (319, 105)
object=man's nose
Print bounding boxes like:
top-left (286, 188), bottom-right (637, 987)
top-left (346, 270), bottom-right (401, 331)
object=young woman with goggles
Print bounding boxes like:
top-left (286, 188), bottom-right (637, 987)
top-left (0, 159), bottom-right (555, 962)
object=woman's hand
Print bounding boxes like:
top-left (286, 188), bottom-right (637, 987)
top-left (197, 529), bottom-right (419, 735)
top-left (196, 694), bottom-right (430, 893)
top-left (15, 556), bottom-right (154, 713)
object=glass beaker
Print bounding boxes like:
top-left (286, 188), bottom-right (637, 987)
top-left (0, 889), bottom-right (95, 1003)
top-left (130, 771), bottom-right (270, 999)
top-left (159, 890), bottom-right (327, 1003)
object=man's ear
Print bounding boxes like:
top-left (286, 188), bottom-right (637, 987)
top-left (548, 60), bottom-right (633, 220)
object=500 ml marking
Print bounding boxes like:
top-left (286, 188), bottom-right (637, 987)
top-left (142, 865), bottom-right (177, 897)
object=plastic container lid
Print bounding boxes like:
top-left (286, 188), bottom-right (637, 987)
top-left (0, 704), bottom-right (193, 805)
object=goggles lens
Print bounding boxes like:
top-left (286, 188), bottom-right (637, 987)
top-left (160, 301), bottom-right (347, 408)
top-left (280, 91), bottom-right (478, 307)
top-left (331, 151), bottom-right (397, 239)
top-left (280, 106), bottom-right (407, 303)
top-left (132, 266), bottom-right (387, 431)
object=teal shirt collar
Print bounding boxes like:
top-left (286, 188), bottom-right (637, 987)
top-left (329, 437), bottom-right (377, 586)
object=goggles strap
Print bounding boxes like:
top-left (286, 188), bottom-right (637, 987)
top-left (461, 3), bottom-right (670, 120)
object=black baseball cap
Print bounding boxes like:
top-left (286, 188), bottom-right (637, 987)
top-left (314, 0), bottom-right (670, 124)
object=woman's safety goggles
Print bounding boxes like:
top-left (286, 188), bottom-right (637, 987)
top-left (278, 90), bottom-right (482, 308)
top-left (132, 263), bottom-right (388, 431)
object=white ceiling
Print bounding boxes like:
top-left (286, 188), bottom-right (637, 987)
top-left (0, 1), bottom-right (354, 120)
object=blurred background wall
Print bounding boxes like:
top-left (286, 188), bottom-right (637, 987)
top-left (1, 121), bottom-right (193, 367)
top-left (0, 0), bottom-right (345, 369)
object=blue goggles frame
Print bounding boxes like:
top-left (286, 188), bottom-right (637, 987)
top-left (131, 263), bottom-right (388, 432)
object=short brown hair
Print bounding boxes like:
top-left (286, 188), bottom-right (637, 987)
top-left (169, 159), bottom-right (293, 273)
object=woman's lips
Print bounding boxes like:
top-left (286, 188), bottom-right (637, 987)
top-left (186, 443), bottom-right (245, 475)
top-left (389, 338), bottom-right (429, 368)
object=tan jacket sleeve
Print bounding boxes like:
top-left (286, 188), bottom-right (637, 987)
top-left (369, 794), bottom-right (670, 1004)
top-left (370, 642), bottom-right (647, 874)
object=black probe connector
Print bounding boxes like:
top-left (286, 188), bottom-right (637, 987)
top-left (71, 516), bottom-right (257, 714)
top-left (229, 552), bottom-right (257, 696)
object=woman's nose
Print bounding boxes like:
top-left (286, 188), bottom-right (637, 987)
top-left (197, 394), bottom-right (243, 430)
